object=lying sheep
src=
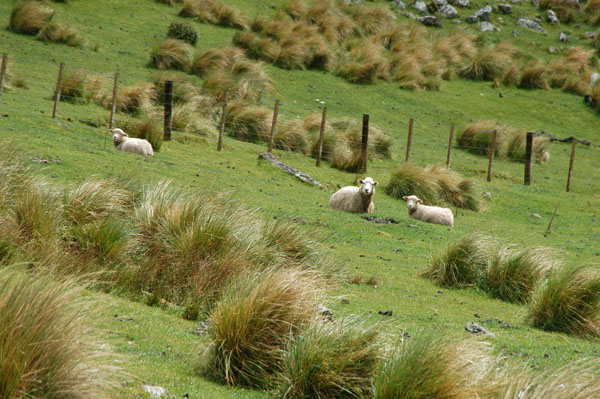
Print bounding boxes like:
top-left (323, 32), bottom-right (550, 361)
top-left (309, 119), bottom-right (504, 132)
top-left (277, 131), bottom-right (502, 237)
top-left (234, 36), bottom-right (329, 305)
top-left (329, 177), bottom-right (378, 213)
top-left (403, 195), bottom-right (454, 227)
top-left (110, 128), bottom-right (154, 157)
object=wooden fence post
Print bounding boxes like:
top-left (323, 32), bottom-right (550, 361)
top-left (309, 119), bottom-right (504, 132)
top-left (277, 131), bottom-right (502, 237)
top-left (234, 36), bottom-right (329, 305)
top-left (108, 70), bottom-right (119, 130)
top-left (316, 107), bottom-right (327, 167)
top-left (524, 132), bottom-right (533, 185)
top-left (267, 100), bottom-right (279, 153)
top-left (163, 80), bottom-right (173, 141)
top-left (0, 53), bottom-right (8, 106)
top-left (487, 130), bottom-right (497, 182)
top-left (361, 114), bottom-right (369, 173)
top-left (217, 93), bottom-right (228, 152)
top-left (405, 118), bottom-right (414, 163)
top-left (566, 137), bottom-right (577, 192)
top-left (446, 124), bottom-right (454, 169)
top-left (52, 62), bottom-right (65, 119)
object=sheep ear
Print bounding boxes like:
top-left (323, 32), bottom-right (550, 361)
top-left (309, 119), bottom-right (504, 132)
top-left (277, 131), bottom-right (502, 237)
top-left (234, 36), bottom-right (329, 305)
top-left (374, 181), bottom-right (378, 186)
top-left (122, 132), bottom-right (129, 137)
top-left (418, 199), bottom-right (423, 203)
top-left (402, 196), bottom-right (408, 200)
top-left (358, 179), bottom-right (364, 184)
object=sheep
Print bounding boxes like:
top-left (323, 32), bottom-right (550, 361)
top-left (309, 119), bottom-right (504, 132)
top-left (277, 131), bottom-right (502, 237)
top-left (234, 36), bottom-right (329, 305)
top-left (329, 177), bottom-right (378, 213)
top-left (110, 128), bottom-right (154, 157)
top-left (403, 195), bottom-right (454, 227)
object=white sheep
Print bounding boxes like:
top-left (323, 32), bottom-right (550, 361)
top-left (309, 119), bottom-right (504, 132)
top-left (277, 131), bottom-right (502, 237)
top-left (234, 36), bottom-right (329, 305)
top-left (110, 128), bottom-right (154, 157)
top-left (329, 177), bottom-right (378, 213)
top-left (403, 195), bottom-right (454, 227)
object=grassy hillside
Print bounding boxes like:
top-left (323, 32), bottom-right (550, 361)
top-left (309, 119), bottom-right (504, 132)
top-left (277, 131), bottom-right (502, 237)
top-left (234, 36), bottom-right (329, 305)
top-left (1, 0), bottom-right (600, 397)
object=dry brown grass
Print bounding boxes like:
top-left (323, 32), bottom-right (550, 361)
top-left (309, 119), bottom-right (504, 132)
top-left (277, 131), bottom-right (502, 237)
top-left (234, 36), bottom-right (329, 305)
top-left (190, 46), bottom-right (245, 77)
top-left (149, 39), bottom-right (194, 71)
top-left (113, 83), bottom-right (156, 114)
top-left (202, 58), bottom-right (274, 103)
top-left (306, 0), bottom-right (358, 43)
top-left (274, 119), bottom-right (311, 154)
top-left (353, 5), bottom-right (396, 35)
top-left (224, 100), bottom-right (272, 142)
top-left (586, 0), bottom-right (600, 13)
top-left (9, 1), bottom-right (55, 35)
top-left (37, 21), bottom-right (84, 47)
top-left (337, 40), bottom-right (389, 83)
top-left (179, 0), bottom-right (247, 29)
top-left (595, 30), bottom-right (600, 49)
top-left (459, 43), bottom-right (514, 81)
top-left (283, 0), bottom-right (307, 20)
top-left (518, 64), bottom-right (550, 90)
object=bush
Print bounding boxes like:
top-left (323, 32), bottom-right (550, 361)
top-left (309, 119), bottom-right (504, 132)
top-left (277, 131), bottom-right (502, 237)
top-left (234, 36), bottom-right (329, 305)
top-left (0, 271), bottom-right (111, 398)
top-left (527, 264), bottom-right (600, 337)
top-left (149, 39), bottom-right (194, 71)
top-left (37, 21), bottom-right (84, 47)
top-left (277, 317), bottom-right (380, 399)
top-left (203, 268), bottom-right (324, 388)
top-left (421, 234), bottom-right (492, 288)
top-left (167, 20), bottom-right (198, 45)
top-left (9, 1), bottom-right (55, 35)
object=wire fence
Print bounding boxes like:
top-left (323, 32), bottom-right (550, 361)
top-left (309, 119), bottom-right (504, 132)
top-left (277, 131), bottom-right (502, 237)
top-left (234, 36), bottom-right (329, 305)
top-left (0, 52), bottom-right (594, 193)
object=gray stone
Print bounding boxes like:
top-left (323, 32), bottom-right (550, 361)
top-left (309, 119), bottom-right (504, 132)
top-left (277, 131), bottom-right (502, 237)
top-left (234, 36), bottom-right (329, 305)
top-left (513, 29), bottom-right (520, 36)
top-left (142, 386), bottom-right (167, 399)
top-left (413, 0), bottom-right (429, 14)
top-left (548, 46), bottom-right (557, 53)
top-left (591, 72), bottom-right (600, 87)
top-left (406, 11), bottom-right (417, 19)
top-left (512, 0), bottom-right (521, 4)
top-left (547, 9), bottom-right (559, 24)
top-left (419, 15), bottom-right (443, 26)
top-left (468, 5), bottom-right (492, 23)
top-left (584, 31), bottom-right (596, 39)
top-left (194, 319), bottom-right (212, 335)
top-left (559, 31), bottom-right (568, 42)
top-left (439, 4), bottom-right (458, 18)
top-left (498, 3), bottom-right (513, 13)
top-left (433, 0), bottom-right (448, 5)
top-left (393, 0), bottom-right (406, 9)
top-left (465, 321), bottom-right (495, 336)
top-left (533, 213), bottom-right (542, 219)
top-left (516, 18), bottom-right (547, 34)
top-left (318, 304), bottom-right (333, 321)
top-left (258, 153), bottom-right (327, 189)
top-left (482, 191), bottom-right (492, 198)
top-left (479, 21), bottom-right (496, 31)
top-left (454, 0), bottom-right (469, 6)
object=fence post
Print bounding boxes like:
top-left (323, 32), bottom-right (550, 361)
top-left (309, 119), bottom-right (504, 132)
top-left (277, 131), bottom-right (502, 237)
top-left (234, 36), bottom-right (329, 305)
top-left (108, 70), bottom-right (119, 130)
top-left (446, 124), bottom-right (454, 169)
top-left (0, 53), bottom-right (8, 106)
top-left (524, 132), bottom-right (533, 185)
top-left (361, 114), bottom-right (369, 173)
top-left (163, 80), bottom-right (173, 141)
top-left (217, 93), bottom-right (228, 152)
top-left (566, 137), bottom-right (577, 192)
top-left (405, 118), bottom-right (414, 163)
top-left (487, 130), bottom-right (497, 182)
top-left (52, 62), bottom-right (65, 119)
top-left (267, 99), bottom-right (279, 153)
top-left (316, 107), bottom-right (327, 167)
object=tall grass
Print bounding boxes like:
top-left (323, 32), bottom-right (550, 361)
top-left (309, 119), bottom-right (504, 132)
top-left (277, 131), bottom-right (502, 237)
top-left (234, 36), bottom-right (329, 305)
top-left (149, 39), bottom-right (194, 71)
top-left (0, 271), bottom-right (112, 398)
top-left (225, 100), bottom-right (272, 142)
top-left (527, 264), bottom-right (600, 337)
top-left (421, 234), bottom-right (492, 288)
top-left (37, 21), bottom-right (84, 47)
top-left (126, 116), bottom-right (164, 151)
top-left (13, 180), bottom-right (61, 241)
top-left (277, 317), bottom-right (380, 399)
top-left (203, 268), bottom-right (324, 388)
top-left (179, 0), bottom-right (247, 29)
top-left (0, 141), bottom-right (32, 209)
top-left (9, 1), bottom-right (55, 35)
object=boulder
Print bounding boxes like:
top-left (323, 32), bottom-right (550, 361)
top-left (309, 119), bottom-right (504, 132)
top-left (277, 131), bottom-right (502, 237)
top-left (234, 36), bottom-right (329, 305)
top-left (479, 21), bottom-right (496, 31)
top-left (453, 0), bottom-right (469, 6)
top-left (516, 17), bottom-right (546, 33)
top-left (468, 5), bottom-right (492, 23)
top-left (419, 15), bottom-right (443, 26)
top-left (413, 0), bottom-right (429, 14)
top-left (433, 0), bottom-right (448, 5)
top-left (498, 3), bottom-right (513, 13)
top-left (559, 31), bottom-right (568, 42)
top-left (547, 9), bottom-right (559, 24)
top-left (465, 321), bottom-right (495, 336)
top-left (393, 0), bottom-right (406, 9)
top-left (439, 4), bottom-right (458, 18)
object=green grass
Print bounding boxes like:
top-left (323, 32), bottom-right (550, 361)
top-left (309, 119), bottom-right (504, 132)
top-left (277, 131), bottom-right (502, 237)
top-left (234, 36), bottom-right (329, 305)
top-left (1, 0), bottom-right (600, 397)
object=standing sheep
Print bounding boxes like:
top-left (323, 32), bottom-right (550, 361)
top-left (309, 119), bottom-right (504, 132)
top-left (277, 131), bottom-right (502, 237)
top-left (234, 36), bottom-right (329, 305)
top-left (403, 195), bottom-right (454, 226)
top-left (329, 177), bottom-right (378, 213)
top-left (110, 128), bottom-right (154, 157)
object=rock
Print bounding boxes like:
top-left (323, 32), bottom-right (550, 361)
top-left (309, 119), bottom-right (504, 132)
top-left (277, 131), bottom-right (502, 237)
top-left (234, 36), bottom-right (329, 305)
top-left (559, 31), bottom-right (568, 42)
top-left (318, 304), bottom-right (333, 321)
top-left (548, 46), bottom-right (557, 53)
top-left (413, 0), bottom-right (429, 14)
top-left (433, 0), bottom-right (448, 6)
top-left (533, 213), bottom-right (542, 219)
top-left (512, 0), bottom-right (521, 4)
top-left (498, 3), bottom-right (512, 13)
top-left (516, 18), bottom-right (546, 34)
top-left (406, 11), bottom-right (417, 19)
top-left (362, 216), bottom-right (400, 224)
top-left (258, 153), bottom-right (326, 189)
top-left (591, 72), bottom-right (600, 87)
top-left (468, 5), bottom-right (492, 23)
top-left (419, 15), bottom-right (443, 26)
top-left (584, 31), bottom-right (596, 39)
top-left (465, 321), bottom-right (495, 336)
top-left (378, 310), bottom-right (393, 316)
top-left (531, 0), bottom-right (539, 7)
top-left (393, 0), bottom-right (406, 9)
top-left (194, 319), bottom-right (211, 335)
top-left (482, 191), bottom-right (492, 198)
top-left (547, 9), bottom-right (559, 24)
top-left (341, 299), bottom-right (350, 304)
top-left (453, 0), bottom-right (469, 6)
top-left (513, 29), bottom-right (520, 36)
top-left (439, 4), bottom-right (458, 18)
top-left (142, 385), bottom-right (167, 398)
top-left (479, 21), bottom-right (496, 32)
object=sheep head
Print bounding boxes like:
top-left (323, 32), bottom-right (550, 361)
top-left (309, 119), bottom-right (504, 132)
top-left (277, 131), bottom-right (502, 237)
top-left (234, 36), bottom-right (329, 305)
top-left (403, 195), bottom-right (422, 213)
top-left (358, 177), bottom-right (378, 198)
top-left (110, 128), bottom-right (128, 147)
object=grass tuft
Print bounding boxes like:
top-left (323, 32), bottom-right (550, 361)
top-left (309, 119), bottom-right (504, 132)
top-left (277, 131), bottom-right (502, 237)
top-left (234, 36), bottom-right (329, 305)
top-left (179, 0), bottom-right (247, 29)
top-left (149, 39), bottom-right (194, 71)
top-left (9, 1), bottom-right (55, 35)
top-left (37, 21), bottom-right (84, 47)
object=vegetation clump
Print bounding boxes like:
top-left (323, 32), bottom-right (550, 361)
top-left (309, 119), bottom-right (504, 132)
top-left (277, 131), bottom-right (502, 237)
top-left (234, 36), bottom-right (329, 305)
top-left (167, 20), bottom-right (198, 45)
top-left (149, 39), bottom-right (195, 71)
top-left (9, 1), bottom-right (55, 35)
top-left (179, 0), bottom-right (247, 30)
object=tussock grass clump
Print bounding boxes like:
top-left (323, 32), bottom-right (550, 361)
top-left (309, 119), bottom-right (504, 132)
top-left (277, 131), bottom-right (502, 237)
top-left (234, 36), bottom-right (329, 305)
top-left (170, 103), bottom-right (219, 137)
top-left (63, 178), bottom-right (131, 226)
top-left (126, 116), bottom-right (163, 151)
top-left (204, 268), bottom-right (324, 388)
top-left (9, 1), bottom-right (55, 35)
top-left (0, 141), bottom-right (32, 209)
top-left (151, 72), bottom-right (210, 106)
top-left (353, 6), bottom-right (396, 35)
top-left (114, 83), bottom-right (156, 114)
top-left (149, 39), bottom-right (194, 71)
top-left (459, 43), bottom-right (514, 82)
top-left (179, 0), bottom-right (247, 30)
top-left (191, 46), bottom-right (245, 77)
top-left (337, 40), bottom-right (390, 83)
top-left (374, 333), bottom-right (494, 399)
top-left (66, 216), bottom-right (130, 263)
top-left (595, 31), bottom-right (600, 49)
top-left (277, 317), bottom-right (380, 399)
top-left (273, 119), bottom-right (310, 154)
top-left (527, 264), bottom-right (600, 337)
top-left (37, 21), bottom-right (84, 47)
top-left (14, 181), bottom-right (61, 241)
top-left (518, 64), bottom-right (550, 90)
top-left (0, 272), bottom-right (112, 399)
top-left (59, 69), bottom-right (104, 104)
top-left (422, 234), bottom-right (492, 288)
top-left (203, 58), bottom-right (274, 103)
top-left (485, 246), bottom-right (559, 304)
top-left (225, 100), bottom-right (272, 142)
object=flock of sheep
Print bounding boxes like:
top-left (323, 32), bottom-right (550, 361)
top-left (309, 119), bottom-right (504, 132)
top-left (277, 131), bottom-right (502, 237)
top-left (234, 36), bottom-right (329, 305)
top-left (109, 127), bottom-right (454, 227)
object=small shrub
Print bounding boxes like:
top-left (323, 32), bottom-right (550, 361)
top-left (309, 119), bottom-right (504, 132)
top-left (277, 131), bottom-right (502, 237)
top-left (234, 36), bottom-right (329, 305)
top-left (167, 20), bottom-right (197, 45)
top-left (203, 268), bottom-right (324, 388)
top-left (277, 317), bottom-right (380, 399)
top-left (37, 21), bottom-right (84, 47)
top-left (149, 39), bottom-right (194, 71)
top-left (126, 116), bottom-right (163, 151)
top-left (0, 272), bottom-right (112, 398)
top-left (9, 1), bottom-right (55, 35)
top-left (527, 264), bottom-right (600, 337)
top-left (421, 234), bottom-right (492, 288)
